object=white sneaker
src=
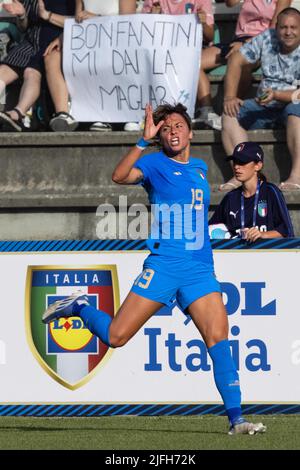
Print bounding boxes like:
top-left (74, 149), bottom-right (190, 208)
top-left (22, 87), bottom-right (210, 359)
top-left (89, 122), bottom-right (112, 131)
top-left (228, 420), bottom-right (266, 435)
top-left (207, 112), bottom-right (222, 131)
top-left (123, 122), bottom-right (141, 132)
top-left (192, 112), bottom-right (222, 131)
top-left (49, 112), bottom-right (78, 132)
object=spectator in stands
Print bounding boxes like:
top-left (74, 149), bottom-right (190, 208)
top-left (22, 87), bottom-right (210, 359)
top-left (0, 5), bottom-right (22, 62)
top-left (142, 0), bottom-right (214, 43)
top-left (44, 0), bottom-right (137, 132)
top-left (221, 7), bottom-right (300, 192)
top-left (122, 0), bottom-right (214, 132)
top-left (0, 0), bottom-right (74, 132)
top-left (194, 0), bottom-right (291, 131)
top-left (209, 142), bottom-right (294, 240)
top-left (142, 1), bottom-right (215, 130)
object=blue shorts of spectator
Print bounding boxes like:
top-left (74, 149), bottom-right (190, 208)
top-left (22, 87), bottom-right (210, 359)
top-left (237, 99), bottom-right (300, 130)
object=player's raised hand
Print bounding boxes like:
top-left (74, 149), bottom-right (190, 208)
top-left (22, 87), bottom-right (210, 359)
top-left (143, 104), bottom-right (164, 141)
top-left (2, 0), bottom-right (25, 17)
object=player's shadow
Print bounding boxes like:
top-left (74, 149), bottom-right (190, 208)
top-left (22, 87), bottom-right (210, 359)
top-left (0, 425), bottom-right (225, 435)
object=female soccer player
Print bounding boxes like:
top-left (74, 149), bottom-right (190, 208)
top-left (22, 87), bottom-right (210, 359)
top-left (43, 103), bottom-right (266, 435)
top-left (209, 142), bottom-right (294, 241)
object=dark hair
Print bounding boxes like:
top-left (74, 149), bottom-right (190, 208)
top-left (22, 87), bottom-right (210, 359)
top-left (152, 102), bottom-right (192, 130)
top-left (258, 171), bottom-right (267, 182)
top-left (277, 7), bottom-right (300, 23)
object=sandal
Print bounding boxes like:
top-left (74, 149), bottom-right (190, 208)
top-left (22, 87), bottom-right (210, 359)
top-left (0, 108), bottom-right (26, 132)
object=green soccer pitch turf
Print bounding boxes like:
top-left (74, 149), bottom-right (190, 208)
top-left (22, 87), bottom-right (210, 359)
top-left (0, 415), bottom-right (299, 450)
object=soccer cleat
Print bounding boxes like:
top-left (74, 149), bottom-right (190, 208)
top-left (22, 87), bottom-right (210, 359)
top-left (228, 418), bottom-right (267, 435)
top-left (42, 292), bottom-right (90, 324)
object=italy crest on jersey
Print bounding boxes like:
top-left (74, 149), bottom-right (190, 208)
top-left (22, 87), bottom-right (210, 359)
top-left (25, 266), bottom-right (120, 390)
top-left (258, 201), bottom-right (268, 218)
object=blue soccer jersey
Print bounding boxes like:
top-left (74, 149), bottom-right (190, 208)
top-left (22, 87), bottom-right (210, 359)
top-left (134, 151), bottom-right (214, 269)
top-left (209, 181), bottom-right (294, 238)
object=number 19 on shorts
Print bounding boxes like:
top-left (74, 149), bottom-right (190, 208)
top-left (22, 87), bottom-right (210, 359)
top-left (134, 268), bottom-right (155, 289)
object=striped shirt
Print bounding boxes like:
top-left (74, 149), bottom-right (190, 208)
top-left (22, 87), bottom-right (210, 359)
top-left (2, 0), bottom-right (74, 71)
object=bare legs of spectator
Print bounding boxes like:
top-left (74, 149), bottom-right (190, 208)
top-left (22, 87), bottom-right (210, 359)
top-left (15, 67), bottom-right (41, 116)
top-left (220, 113), bottom-right (248, 191)
top-left (45, 43), bottom-right (111, 132)
top-left (197, 51), bottom-right (256, 108)
top-left (0, 65), bottom-right (41, 131)
top-left (44, 48), bottom-right (68, 114)
top-left (0, 64), bottom-right (19, 108)
top-left (197, 47), bottom-right (222, 109)
top-left (280, 115), bottom-right (300, 190)
top-left (44, 48), bottom-right (78, 132)
top-left (194, 49), bottom-right (256, 132)
top-left (193, 47), bottom-right (223, 130)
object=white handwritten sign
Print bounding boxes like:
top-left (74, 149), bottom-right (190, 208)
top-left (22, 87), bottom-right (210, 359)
top-left (63, 14), bottom-right (202, 122)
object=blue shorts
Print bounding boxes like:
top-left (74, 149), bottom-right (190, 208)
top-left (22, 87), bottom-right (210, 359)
top-left (238, 99), bottom-right (300, 130)
top-left (131, 254), bottom-right (221, 312)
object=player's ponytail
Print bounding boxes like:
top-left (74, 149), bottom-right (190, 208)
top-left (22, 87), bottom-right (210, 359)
top-left (258, 171), bottom-right (267, 182)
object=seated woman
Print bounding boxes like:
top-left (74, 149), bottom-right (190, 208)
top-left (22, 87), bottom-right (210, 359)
top-left (142, 0), bottom-right (216, 128)
top-left (209, 142), bottom-right (294, 241)
top-left (142, 0), bottom-right (214, 43)
top-left (0, 0), bottom-right (74, 132)
top-left (44, 0), bottom-right (137, 132)
top-left (194, 0), bottom-right (291, 131)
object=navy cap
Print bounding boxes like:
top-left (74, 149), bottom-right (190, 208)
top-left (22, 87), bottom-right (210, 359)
top-left (226, 142), bottom-right (264, 163)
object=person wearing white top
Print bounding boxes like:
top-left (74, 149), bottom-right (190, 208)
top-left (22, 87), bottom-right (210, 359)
top-left (82, 0), bottom-right (119, 16)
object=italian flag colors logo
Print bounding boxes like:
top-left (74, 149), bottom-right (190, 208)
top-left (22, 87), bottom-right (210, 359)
top-left (25, 266), bottom-right (120, 390)
top-left (258, 201), bottom-right (268, 218)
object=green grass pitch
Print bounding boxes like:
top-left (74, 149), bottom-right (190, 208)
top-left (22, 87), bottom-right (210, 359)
top-left (0, 415), bottom-right (299, 450)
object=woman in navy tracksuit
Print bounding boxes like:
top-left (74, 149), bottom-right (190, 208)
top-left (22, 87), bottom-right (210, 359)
top-left (209, 142), bottom-right (294, 241)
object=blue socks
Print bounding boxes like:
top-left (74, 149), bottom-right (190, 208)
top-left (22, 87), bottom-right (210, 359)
top-left (208, 339), bottom-right (242, 425)
top-left (79, 305), bottom-right (112, 347)
top-left (77, 305), bottom-right (242, 424)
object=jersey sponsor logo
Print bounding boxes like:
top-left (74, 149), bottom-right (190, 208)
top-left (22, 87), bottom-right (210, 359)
top-left (258, 201), bottom-right (268, 217)
top-left (230, 210), bottom-right (239, 219)
top-left (25, 266), bottom-right (120, 390)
